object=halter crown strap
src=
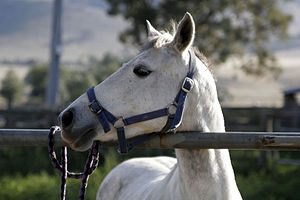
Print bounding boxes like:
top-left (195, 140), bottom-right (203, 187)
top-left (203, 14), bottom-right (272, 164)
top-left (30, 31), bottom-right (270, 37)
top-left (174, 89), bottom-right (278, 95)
top-left (86, 50), bottom-right (196, 154)
top-left (169, 51), bottom-right (196, 130)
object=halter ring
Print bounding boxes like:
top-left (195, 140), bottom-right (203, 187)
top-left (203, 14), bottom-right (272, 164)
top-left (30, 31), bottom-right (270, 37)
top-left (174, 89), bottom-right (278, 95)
top-left (114, 117), bottom-right (125, 128)
top-left (167, 103), bottom-right (177, 116)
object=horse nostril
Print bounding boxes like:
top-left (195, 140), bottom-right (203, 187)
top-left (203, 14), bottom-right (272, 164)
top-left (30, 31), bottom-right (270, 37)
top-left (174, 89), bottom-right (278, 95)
top-left (61, 109), bottom-right (74, 129)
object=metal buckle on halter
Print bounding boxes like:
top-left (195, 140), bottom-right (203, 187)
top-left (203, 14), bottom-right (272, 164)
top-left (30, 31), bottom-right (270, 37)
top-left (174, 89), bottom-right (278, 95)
top-left (88, 100), bottom-right (103, 115)
top-left (114, 117), bottom-right (125, 128)
top-left (167, 102), bottom-right (177, 116)
top-left (181, 77), bottom-right (194, 93)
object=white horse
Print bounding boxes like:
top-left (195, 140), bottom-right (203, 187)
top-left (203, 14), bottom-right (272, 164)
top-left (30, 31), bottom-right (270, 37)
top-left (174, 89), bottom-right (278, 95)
top-left (59, 13), bottom-right (242, 200)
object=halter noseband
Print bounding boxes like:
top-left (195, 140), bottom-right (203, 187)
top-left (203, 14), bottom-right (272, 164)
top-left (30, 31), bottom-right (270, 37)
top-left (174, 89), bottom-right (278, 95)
top-left (86, 51), bottom-right (196, 154)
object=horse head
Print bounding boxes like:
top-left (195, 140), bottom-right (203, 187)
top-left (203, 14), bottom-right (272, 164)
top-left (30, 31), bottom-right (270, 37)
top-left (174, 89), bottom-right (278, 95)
top-left (58, 13), bottom-right (220, 152)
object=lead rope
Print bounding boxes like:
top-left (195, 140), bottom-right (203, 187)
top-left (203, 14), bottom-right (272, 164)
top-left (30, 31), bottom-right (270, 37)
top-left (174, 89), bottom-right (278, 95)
top-left (48, 126), bottom-right (100, 200)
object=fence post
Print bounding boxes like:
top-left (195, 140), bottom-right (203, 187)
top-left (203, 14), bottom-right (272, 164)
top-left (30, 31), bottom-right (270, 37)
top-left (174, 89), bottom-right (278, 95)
top-left (259, 116), bottom-right (274, 171)
top-left (46, 0), bottom-right (63, 106)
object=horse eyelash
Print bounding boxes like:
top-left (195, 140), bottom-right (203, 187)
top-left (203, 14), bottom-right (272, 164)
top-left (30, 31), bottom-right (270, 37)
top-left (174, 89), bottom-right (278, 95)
top-left (133, 65), bottom-right (152, 77)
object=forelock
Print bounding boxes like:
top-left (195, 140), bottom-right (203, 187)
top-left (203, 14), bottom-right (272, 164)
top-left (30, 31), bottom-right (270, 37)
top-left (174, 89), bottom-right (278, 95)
top-left (141, 22), bottom-right (176, 51)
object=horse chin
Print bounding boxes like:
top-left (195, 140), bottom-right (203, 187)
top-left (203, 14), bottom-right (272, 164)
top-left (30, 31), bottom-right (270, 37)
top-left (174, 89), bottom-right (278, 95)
top-left (68, 129), bottom-right (97, 152)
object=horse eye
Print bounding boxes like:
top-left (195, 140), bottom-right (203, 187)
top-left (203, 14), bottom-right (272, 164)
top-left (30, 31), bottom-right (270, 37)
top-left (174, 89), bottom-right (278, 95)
top-left (133, 65), bottom-right (152, 77)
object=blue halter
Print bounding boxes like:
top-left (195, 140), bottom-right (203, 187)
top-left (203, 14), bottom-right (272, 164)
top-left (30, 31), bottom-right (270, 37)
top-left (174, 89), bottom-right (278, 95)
top-left (86, 51), bottom-right (196, 154)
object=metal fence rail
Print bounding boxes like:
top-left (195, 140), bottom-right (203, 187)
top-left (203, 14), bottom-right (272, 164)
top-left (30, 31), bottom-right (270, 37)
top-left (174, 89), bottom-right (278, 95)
top-left (0, 129), bottom-right (66, 147)
top-left (1, 129), bottom-right (300, 150)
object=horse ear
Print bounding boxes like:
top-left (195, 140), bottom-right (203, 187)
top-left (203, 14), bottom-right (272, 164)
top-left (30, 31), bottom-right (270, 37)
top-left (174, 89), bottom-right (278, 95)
top-left (146, 20), bottom-right (161, 39)
top-left (172, 12), bottom-right (195, 54)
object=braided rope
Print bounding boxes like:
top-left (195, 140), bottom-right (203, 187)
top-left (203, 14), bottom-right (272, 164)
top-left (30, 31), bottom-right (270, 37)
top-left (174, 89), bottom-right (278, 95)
top-left (48, 126), bottom-right (100, 200)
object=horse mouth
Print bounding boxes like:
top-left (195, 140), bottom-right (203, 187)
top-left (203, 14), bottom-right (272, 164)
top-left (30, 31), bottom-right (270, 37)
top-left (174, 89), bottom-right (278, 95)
top-left (65, 129), bottom-right (97, 152)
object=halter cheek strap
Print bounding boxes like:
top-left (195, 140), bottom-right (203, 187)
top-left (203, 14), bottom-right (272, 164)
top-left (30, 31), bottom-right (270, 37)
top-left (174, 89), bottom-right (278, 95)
top-left (86, 50), bottom-right (196, 154)
top-left (86, 88), bottom-right (117, 133)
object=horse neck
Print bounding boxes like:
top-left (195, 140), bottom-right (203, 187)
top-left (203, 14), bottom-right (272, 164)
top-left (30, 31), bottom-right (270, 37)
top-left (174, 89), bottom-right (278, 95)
top-left (174, 149), bottom-right (238, 199)
top-left (174, 57), bottom-right (240, 199)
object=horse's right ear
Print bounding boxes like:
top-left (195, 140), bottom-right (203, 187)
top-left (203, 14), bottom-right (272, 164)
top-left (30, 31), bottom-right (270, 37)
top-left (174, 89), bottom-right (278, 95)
top-left (172, 12), bottom-right (195, 54)
top-left (146, 20), bottom-right (161, 39)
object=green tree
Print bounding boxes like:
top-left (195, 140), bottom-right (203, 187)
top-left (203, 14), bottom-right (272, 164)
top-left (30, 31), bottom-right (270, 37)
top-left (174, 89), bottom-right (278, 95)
top-left (88, 53), bottom-right (121, 83)
top-left (0, 70), bottom-right (23, 109)
top-left (104, 0), bottom-right (291, 77)
top-left (60, 53), bottom-right (121, 104)
top-left (25, 64), bottom-right (48, 103)
top-left (61, 69), bottom-right (97, 103)
top-left (24, 54), bottom-right (121, 105)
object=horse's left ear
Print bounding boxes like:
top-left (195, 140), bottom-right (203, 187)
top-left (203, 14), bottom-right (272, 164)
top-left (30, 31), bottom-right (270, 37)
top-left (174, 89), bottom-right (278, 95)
top-left (146, 20), bottom-right (161, 39)
top-left (172, 12), bottom-right (195, 54)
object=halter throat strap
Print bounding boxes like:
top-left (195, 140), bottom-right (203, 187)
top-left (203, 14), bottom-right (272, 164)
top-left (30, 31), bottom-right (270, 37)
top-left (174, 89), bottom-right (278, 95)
top-left (86, 50), bottom-right (196, 154)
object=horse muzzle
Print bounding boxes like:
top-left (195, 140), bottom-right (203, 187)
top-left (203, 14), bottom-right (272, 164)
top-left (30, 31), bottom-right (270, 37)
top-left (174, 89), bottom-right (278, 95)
top-left (59, 106), bottom-right (98, 151)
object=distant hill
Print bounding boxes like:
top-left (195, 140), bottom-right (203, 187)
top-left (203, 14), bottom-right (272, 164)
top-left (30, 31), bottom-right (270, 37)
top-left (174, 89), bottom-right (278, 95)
top-left (0, 0), bottom-right (300, 62)
top-left (0, 0), bottom-right (128, 62)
